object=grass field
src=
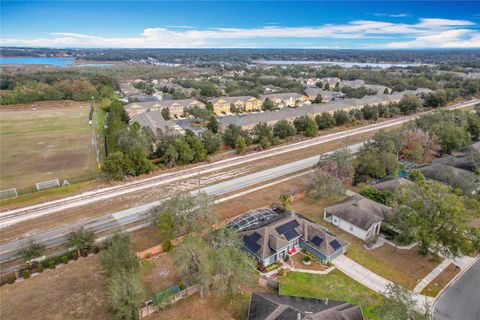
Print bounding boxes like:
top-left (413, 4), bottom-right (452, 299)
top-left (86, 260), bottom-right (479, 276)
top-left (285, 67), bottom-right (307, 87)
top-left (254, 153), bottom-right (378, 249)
top-left (0, 101), bottom-right (99, 190)
top-left (280, 270), bottom-right (386, 320)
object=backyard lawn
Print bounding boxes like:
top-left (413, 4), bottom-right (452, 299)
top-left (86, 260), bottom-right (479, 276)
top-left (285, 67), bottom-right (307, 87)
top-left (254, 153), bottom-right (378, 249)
top-left (0, 101), bottom-right (99, 190)
top-left (280, 270), bottom-right (386, 320)
top-left (291, 197), bottom-right (441, 290)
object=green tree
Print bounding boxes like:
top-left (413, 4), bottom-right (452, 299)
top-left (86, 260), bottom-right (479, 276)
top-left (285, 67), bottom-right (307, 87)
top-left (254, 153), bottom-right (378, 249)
top-left (273, 120), bottom-right (296, 139)
top-left (19, 238), bottom-right (46, 264)
top-left (399, 94), bottom-right (422, 115)
top-left (223, 124), bottom-right (248, 148)
top-left (360, 185), bottom-right (394, 206)
top-left (235, 136), bottom-right (247, 154)
top-left (107, 270), bottom-right (144, 320)
top-left (307, 169), bottom-right (346, 200)
top-left (103, 151), bottom-right (132, 180)
top-left (149, 192), bottom-right (215, 237)
top-left (304, 117), bottom-right (319, 137)
top-left (201, 130), bottom-right (222, 154)
top-left (185, 135), bottom-right (208, 162)
top-left (206, 101), bottom-right (214, 113)
top-left (65, 227), bottom-right (95, 257)
top-left (174, 139), bottom-right (195, 164)
top-left (381, 283), bottom-right (432, 320)
top-left (279, 194), bottom-right (291, 211)
top-left (206, 116), bottom-right (219, 133)
top-left (161, 108), bottom-right (170, 120)
top-left (407, 169), bottom-right (425, 183)
top-left (262, 98), bottom-right (276, 111)
top-left (317, 149), bottom-right (354, 182)
top-left (333, 110), bottom-right (350, 126)
top-left (163, 144), bottom-right (179, 168)
top-left (393, 181), bottom-right (480, 257)
top-left (101, 233), bottom-right (140, 278)
top-left (384, 88), bottom-right (390, 94)
top-left (315, 112), bottom-right (335, 129)
top-left (314, 94), bottom-right (322, 103)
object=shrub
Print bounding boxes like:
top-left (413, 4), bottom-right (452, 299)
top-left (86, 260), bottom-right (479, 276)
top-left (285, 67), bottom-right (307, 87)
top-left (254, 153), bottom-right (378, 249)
top-left (72, 252), bottom-right (79, 260)
top-left (178, 282), bottom-right (186, 290)
top-left (93, 247), bottom-right (100, 254)
top-left (81, 250), bottom-right (88, 257)
top-left (144, 252), bottom-right (153, 259)
top-left (301, 248), bottom-right (307, 254)
top-left (36, 264), bottom-right (44, 273)
top-left (49, 260), bottom-right (56, 270)
top-left (22, 269), bottom-right (30, 279)
top-left (62, 255), bottom-right (69, 264)
top-left (303, 256), bottom-right (311, 263)
top-left (7, 275), bottom-right (15, 284)
top-left (162, 240), bottom-right (173, 252)
top-left (277, 268), bottom-right (286, 277)
top-left (284, 255), bottom-right (290, 262)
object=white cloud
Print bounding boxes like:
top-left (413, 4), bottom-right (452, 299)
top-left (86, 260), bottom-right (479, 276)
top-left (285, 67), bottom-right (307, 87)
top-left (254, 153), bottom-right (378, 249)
top-left (374, 13), bottom-right (411, 18)
top-left (1, 18), bottom-right (479, 49)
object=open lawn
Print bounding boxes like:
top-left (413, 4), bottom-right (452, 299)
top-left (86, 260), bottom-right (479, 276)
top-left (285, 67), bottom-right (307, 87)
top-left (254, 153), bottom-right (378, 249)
top-left (280, 270), bottom-right (386, 320)
top-left (0, 255), bottom-right (108, 320)
top-left (140, 254), bottom-right (181, 297)
top-left (291, 197), bottom-right (441, 290)
top-left (0, 101), bottom-right (99, 190)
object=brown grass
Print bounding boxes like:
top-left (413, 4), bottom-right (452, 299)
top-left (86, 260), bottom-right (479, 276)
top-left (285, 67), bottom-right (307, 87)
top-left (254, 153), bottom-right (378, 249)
top-left (421, 263), bottom-right (460, 297)
top-left (140, 254), bottom-right (181, 297)
top-left (0, 255), bottom-right (108, 320)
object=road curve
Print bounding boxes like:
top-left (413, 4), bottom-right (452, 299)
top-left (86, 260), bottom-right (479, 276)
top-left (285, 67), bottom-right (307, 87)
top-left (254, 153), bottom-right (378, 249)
top-left (1, 98), bottom-right (478, 228)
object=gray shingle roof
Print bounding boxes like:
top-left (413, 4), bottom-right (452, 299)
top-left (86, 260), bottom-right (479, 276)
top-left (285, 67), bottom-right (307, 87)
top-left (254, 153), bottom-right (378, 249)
top-left (371, 176), bottom-right (413, 192)
top-left (324, 195), bottom-right (394, 230)
top-left (248, 293), bottom-right (364, 320)
top-left (131, 111), bottom-right (174, 135)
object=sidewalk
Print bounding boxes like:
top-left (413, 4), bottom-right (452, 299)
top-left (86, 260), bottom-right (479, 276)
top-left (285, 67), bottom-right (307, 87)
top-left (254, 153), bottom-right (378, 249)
top-left (413, 259), bottom-right (451, 293)
top-left (334, 255), bottom-right (434, 308)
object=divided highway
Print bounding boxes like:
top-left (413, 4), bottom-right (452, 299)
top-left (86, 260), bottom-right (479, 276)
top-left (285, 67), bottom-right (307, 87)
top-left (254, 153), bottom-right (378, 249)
top-left (1, 98), bottom-right (478, 228)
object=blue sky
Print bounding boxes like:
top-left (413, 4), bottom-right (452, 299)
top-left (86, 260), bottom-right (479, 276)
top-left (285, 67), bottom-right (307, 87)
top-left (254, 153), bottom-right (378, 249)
top-left (1, 1), bottom-right (479, 48)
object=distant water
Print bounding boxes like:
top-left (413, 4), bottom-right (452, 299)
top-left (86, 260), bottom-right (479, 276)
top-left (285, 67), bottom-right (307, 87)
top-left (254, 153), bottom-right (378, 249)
top-left (254, 60), bottom-right (424, 69)
top-left (0, 57), bottom-right (76, 66)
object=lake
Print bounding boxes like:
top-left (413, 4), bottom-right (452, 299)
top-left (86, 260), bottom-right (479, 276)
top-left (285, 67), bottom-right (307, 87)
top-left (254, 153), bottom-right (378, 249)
top-left (0, 57), bottom-right (76, 66)
top-left (254, 60), bottom-right (425, 69)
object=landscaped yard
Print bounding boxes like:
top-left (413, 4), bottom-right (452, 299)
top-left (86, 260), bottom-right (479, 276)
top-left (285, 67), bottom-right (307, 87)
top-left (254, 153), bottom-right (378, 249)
top-left (291, 197), bottom-right (441, 290)
top-left (288, 252), bottom-right (329, 272)
top-left (421, 263), bottom-right (460, 297)
top-left (0, 101), bottom-right (99, 190)
top-left (280, 270), bottom-right (386, 320)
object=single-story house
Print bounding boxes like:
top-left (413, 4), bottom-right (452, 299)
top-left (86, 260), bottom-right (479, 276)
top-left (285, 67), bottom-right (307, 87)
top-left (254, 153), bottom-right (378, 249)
top-left (324, 195), bottom-right (395, 241)
top-left (247, 292), bottom-right (364, 320)
top-left (131, 111), bottom-right (185, 136)
top-left (261, 93), bottom-right (310, 108)
top-left (370, 176), bottom-right (413, 193)
top-left (433, 155), bottom-right (478, 172)
top-left (235, 210), bottom-right (348, 267)
top-left (208, 96), bottom-right (262, 114)
top-left (416, 162), bottom-right (480, 196)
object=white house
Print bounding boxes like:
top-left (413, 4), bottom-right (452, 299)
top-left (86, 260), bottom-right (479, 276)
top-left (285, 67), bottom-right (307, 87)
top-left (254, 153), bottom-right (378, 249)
top-left (324, 195), bottom-right (394, 241)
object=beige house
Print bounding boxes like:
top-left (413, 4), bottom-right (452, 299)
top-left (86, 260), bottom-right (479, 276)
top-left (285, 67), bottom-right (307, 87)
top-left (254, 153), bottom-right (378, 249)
top-left (124, 99), bottom-right (205, 118)
top-left (208, 96), bottom-right (261, 114)
top-left (261, 93), bottom-right (310, 108)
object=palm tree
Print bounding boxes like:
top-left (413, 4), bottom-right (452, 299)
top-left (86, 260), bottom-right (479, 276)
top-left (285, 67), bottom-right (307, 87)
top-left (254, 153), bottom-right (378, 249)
top-left (19, 238), bottom-right (46, 264)
top-left (279, 194), bottom-right (292, 212)
top-left (65, 227), bottom-right (95, 257)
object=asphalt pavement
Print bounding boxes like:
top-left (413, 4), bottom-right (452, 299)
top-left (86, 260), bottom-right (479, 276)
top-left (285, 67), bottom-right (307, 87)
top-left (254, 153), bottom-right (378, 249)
top-left (434, 258), bottom-right (480, 320)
